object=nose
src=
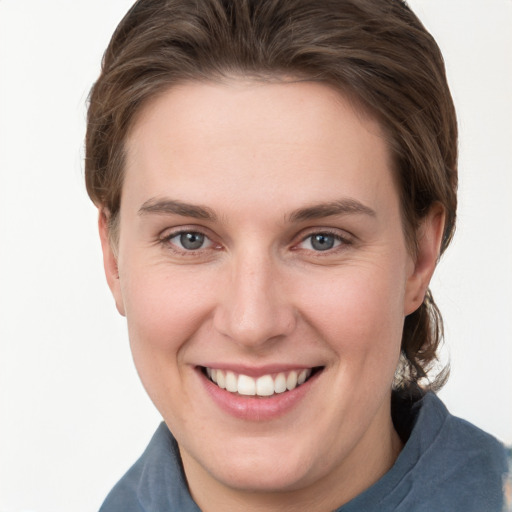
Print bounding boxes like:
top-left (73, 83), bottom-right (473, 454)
top-left (213, 249), bottom-right (296, 350)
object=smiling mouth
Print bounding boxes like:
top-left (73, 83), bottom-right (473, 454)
top-left (201, 367), bottom-right (323, 397)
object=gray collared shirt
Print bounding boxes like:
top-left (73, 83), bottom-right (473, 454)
top-left (99, 393), bottom-right (509, 511)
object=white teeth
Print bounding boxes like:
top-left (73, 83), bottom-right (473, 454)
top-left (216, 370), bottom-right (226, 389)
top-left (274, 372), bottom-right (287, 393)
top-left (297, 369), bottom-right (308, 385)
top-left (286, 371), bottom-right (298, 390)
top-left (256, 375), bottom-right (275, 396)
top-left (205, 367), bottom-right (315, 396)
top-left (225, 371), bottom-right (237, 392)
top-left (238, 374), bottom-right (256, 396)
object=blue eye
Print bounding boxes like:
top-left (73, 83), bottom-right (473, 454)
top-left (299, 232), bottom-right (344, 252)
top-left (180, 232), bottom-right (205, 250)
top-left (311, 233), bottom-right (336, 251)
top-left (167, 231), bottom-right (212, 251)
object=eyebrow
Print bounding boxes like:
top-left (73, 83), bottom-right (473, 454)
top-left (138, 197), bottom-right (375, 223)
top-left (138, 198), bottom-right (217, 221)
top-left (287, 199), bottom-right (376, 223)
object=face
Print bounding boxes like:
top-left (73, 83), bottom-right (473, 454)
top-left (100, 80), bottom-right (442, 508)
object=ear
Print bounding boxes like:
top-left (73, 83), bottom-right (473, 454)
top-left (404, 204), bottom-right (446, 316)
top-left (98, 209), bottom-right (126, 316)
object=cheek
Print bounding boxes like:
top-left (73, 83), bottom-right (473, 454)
top-left (296, 264), bottom-right (405, 364)
top-left (297, 268), bottom-right (406, 434)
top-left (120, 263), bottom-right (216, 358)
top-left (118, 264), bottom-right (219, 416)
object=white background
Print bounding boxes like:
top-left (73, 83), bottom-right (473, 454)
top-left (0, 1), bottom-right (511, 511)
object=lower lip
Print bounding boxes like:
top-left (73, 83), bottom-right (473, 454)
top-left (198, 368), bottom-right (320, 421)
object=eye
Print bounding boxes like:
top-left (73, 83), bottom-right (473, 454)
top-left (165, 231), bottom-right (213, 251)
top-left (298, 232), bottom-right (347, 252)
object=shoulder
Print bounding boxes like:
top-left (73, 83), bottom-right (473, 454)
top-left (98, 424), bottom-right (170, 512)
top-left (99, 422), bottom-right (196, 512)
top-left (99, 468), bottom-right (143, 512)
top-left (420, 392), bottom-right (507, 469)
top-left (99, 448), bottom-right (147, 512)
top-left (402, 392), bottom-right (508, 511)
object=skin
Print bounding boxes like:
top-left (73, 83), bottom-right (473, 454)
top-left (99, 79), bottom-right (445, 512)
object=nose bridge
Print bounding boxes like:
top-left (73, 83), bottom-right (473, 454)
top-left (214, 245), bottom-right (295, 347)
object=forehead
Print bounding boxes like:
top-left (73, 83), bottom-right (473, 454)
top-left (122, 79), bottom-right (398, 222)
top-left (127, 78), bottom-right (384, 154)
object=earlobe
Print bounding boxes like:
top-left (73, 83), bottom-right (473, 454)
top-left (404, 204), bottom-right (446, 316)
top-left (98, 209), bottom-right (126, 317)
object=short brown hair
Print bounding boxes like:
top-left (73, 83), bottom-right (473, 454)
top-left (85, 0), bottom-right (457, 394)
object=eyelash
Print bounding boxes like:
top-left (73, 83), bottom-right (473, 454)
top-left (158, 228), bottom-right (354, 255)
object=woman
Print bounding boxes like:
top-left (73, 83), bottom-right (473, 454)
top-left (85, 0), bottom-right (508, 510)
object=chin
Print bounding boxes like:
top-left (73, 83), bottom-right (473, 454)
top-left (180, 426), bottom-right (332, 494)
top-left (209, 452), bottom-right (317, 492)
